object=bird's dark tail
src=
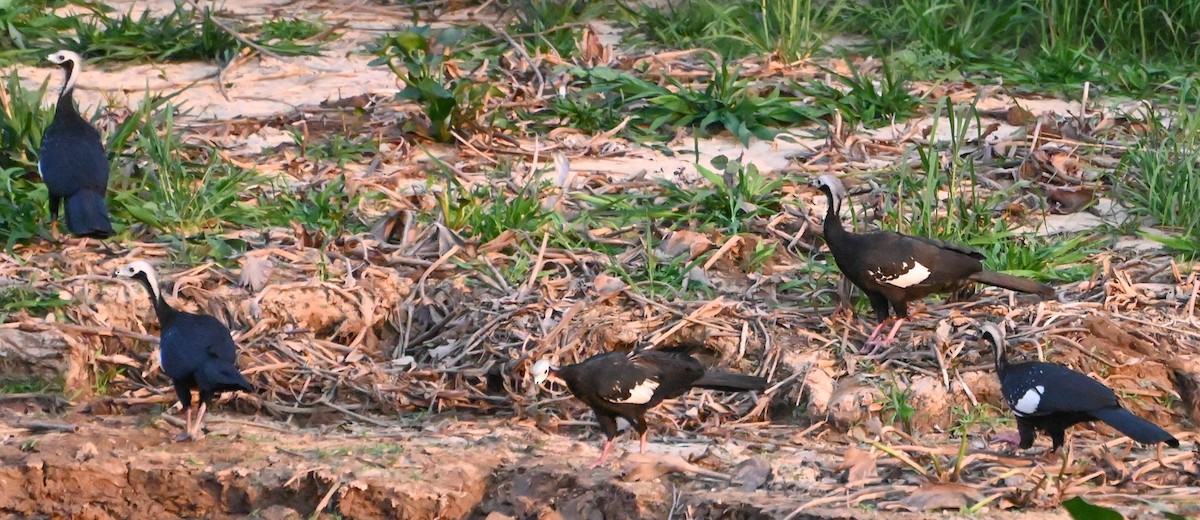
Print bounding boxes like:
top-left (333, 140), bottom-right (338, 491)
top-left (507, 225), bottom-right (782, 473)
top-left (692, 371), bottom-right (767, 393)
top-left (1091, 407), bottom-right (1179, 447)
top-left (197, 362), bottom-right (255, 394)
top-left (64, 190), bottom-right (114, 238)
top-left (968, 271), bottom-right (1056, 299)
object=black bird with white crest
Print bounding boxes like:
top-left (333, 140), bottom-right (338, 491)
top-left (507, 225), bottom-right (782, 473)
top-left (813, 175), bottom-right (1056, 350)
top-left (982, 322), bottom-right (1178, 451)
top-left (531, 345), bottom-right (767, 467)
top-left (115, 261), bottom-right (253, 441)
top-left (40, 50), bottom-right (114, 239)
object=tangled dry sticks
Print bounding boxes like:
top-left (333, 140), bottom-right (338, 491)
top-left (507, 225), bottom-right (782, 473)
top-left (1, 1), bottom-right (1199, 518)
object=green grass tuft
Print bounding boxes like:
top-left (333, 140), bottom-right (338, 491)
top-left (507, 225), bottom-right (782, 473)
top-left (275, 174), bottom-right (365, 243)
top-left (803, 60), bottom-right (922, 128)
top-left (1117, 84), bottom-right (1200, 258)
top-left (0, 0), bottom-right (80, 65)
top-left (843, 0), bottom-right (1200, 96)
top-left (112, 106), bottom-right (270, 237)
top-left (0, 283), bottom-right (71, 317)
top-left (0, 72), bottom-right (54, 171)
top-left (0, 377), bottom-right (62, 394)
top-left (2, 1), bottom-right (338, 65)
top-left (370, 26), bottom-right (498, 143)
top-left (434, 165), bottom-right (556, 244)
top-left (54, 2), bottom-right (241, 64)
top-left (576, 60), bottom-right (824, 145)
top-left (619, 0), bottom-right (844, 61)
top-left (878, 99), bottom-right (1091, 280)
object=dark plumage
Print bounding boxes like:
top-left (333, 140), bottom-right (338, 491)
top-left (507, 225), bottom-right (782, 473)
top-left (813, 175), bottom-right (1055, 350)
top-left (116, 261), bottom-right (253, 441)
top-left (982, 323), bottom-right (1178, 451)
top-left (532, 345), bottom-right (767, 466)
top-left (39, 50), bottom-right (113, 238)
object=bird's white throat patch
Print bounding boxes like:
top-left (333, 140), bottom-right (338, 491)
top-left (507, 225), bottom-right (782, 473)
top-left (1012, 385), bottom-right (1045, 416)
top-left (877, 260), bottom-right (932, 288)
top-left (610, 379), bottom-right (660, 404)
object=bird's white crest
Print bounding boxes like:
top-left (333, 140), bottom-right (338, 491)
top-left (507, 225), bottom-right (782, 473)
top-left (813, 174), bottom-right (847, 199)
top-left (979, 323), bottom-right (1005, 345)
top-left (46, 50), bottom-right (82, 94)
top-left (115, 260), bottom-right (161, 302)
top-left (981, 322), bottom-right (1008, 369)
top-left (881, 260), bottom-right (932, 288)
top-left (531, 359), bottom-right (553, 385)
top-left (609, 379), bottom-right (660, 404)
top-left (1012, 385), bottom-right (1045, 416)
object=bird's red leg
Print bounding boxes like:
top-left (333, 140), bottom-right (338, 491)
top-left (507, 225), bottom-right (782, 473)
top-left (590, 439), bottom-right (615, 468)
top-left (191, 402), bottom-right (208, 440)
top-left (860, 320), bottom-right (890, 354)
top-left (174, 408), bottom-right (193, 442)
top-left (640, 431), bottom-right (648, 454)
top-left (863, 321), bottom-right (888, 344)
top-left (877, 318), bottom-right (905, 345)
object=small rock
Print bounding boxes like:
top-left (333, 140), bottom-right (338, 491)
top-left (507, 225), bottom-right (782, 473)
top-left (484, 513), bottom-right (516, 520)
top-left (656, 230), bottom-right (712, 260)
top-left (1048, 186), bottom-right (1094, 214)
top-left (75, 442), bottom-right (98, 462)
top-left (821, 377), bottom-right (883, 428)
top-left (255, 504), bottom-right (302, 520)
top-left (731, 457), bottom-right (772, 490)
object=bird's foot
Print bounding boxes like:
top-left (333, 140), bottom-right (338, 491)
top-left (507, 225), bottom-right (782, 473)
top-left (172, 431), bottom-right (194, 442)
top-left (991, 431), bottom-right (1022, 447)
top-left (589, 439), bottom-right (615, 468)
top-left (860, 319), bottom-right (905, 354)
top-left (859, 321), bottom-right (889, 353)
top-left (858, 338), bottom-right (892, 355)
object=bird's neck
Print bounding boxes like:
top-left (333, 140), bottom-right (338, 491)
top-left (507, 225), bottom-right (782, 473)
top-left (553, 365), bottom-right (576, 385)
top-left (54, 91), bottom-right (81, 122)
top-left (53, 61), bottom-right (85, 124)
top-left (60, 59), bottom-right (78, 99)
top-left (822, 189), bottom-right (848, 245)
top-left (135, 275), bottom-right (176, 325)
top-left (993, 346), bottom-right (1008, 375)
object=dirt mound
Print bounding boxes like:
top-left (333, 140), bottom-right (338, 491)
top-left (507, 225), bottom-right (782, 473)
top-left (0, 413), bottom-right (883, 520)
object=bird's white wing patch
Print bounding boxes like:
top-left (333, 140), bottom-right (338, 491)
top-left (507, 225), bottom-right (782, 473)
top-left (1011, 385), bottom-right (1045, 416)
top-left (609, 379), bottom-right (660, 404)
top-left (881, 260), bottom-right (932, 288)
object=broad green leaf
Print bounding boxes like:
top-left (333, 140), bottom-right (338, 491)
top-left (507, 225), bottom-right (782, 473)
top-left (1061, 497), bottom-right (1124, 520)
